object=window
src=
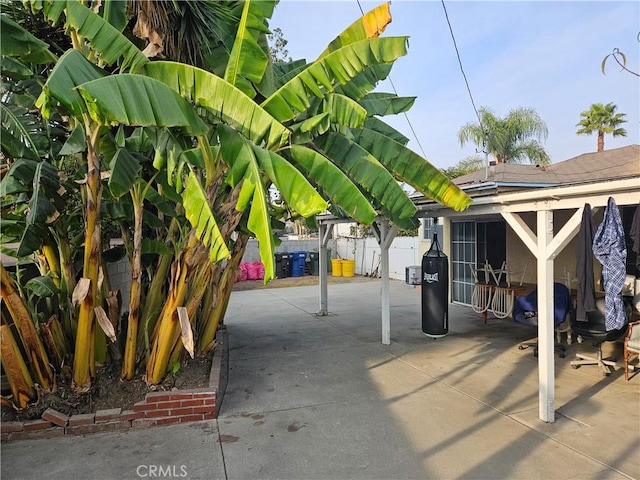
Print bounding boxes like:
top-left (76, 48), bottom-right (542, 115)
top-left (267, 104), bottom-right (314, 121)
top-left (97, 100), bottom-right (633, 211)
top-left (451, 221), bottom-right (476, 305)
top-left (421, 217), bottom-right (435, 241)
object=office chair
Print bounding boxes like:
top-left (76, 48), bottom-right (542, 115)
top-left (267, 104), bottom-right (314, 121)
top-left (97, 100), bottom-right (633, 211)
top-left (571, 298), bottom-right (630, 376)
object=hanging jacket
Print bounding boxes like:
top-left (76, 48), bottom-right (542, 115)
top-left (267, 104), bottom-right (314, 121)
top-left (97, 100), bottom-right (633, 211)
top-left (593, 197), bottom-right (628, 331)
top-left (575, 203), bottom-right (597, 321)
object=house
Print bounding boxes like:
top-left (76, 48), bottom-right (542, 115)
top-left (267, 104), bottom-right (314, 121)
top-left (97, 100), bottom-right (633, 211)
top-left (414, 144), bottom-right (639, 306)
top-left (413, 144), bottom-right (640, 422)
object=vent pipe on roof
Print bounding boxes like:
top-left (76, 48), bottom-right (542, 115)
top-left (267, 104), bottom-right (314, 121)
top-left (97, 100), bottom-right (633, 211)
top-left (483, 130), bottom-right (490, 182)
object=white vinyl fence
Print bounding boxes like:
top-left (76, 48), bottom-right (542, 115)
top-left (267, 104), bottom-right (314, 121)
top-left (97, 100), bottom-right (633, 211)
top-left (109, 236), bottom-right (423, 312)
top-left (242, 236), bottom-right (421, 281)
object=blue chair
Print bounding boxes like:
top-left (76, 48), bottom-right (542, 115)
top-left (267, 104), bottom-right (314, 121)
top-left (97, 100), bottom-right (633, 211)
top-left (513, 283), bottom-right (574, 358)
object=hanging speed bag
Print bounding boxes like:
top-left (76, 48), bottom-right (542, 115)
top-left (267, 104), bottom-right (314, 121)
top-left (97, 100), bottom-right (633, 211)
top-left (421, 233), bottom-right (449, 338)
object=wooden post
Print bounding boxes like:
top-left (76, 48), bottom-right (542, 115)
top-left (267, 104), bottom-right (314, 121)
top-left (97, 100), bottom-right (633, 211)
top-left (537, 209), bottom-right (555, 423)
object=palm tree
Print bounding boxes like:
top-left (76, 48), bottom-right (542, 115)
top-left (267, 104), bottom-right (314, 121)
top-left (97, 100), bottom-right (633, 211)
top-left (458, 107), bottom-right (550, 165)
top-left (576, 102), bottom-right (627, 152)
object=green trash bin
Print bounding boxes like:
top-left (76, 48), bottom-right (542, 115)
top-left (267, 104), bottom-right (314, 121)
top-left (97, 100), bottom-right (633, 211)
top-left (309, 252), bottom-right (319, 275)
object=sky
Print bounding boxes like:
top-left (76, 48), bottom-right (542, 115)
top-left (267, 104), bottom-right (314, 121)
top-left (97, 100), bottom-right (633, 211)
top-left (270, 0), bottom-right (639, 170)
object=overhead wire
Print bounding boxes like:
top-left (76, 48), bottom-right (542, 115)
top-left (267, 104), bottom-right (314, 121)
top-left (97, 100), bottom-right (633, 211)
top-left (440, 0), bottom-right (483, 135)
top-left (356, 0), bottom-right (486, 164)
top-left (355, 0), bottom-right (428, 160)
top-left (440, 0), bottom-right (490, 177)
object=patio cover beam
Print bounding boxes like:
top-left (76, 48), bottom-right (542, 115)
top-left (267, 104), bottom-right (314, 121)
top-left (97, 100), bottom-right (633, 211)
top-left (416, 177), bottom-right (639, 218)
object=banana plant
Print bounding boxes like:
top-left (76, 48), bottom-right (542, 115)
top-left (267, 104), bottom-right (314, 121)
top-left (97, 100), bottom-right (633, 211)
top-left (3, 0), bottom-right (472, 393)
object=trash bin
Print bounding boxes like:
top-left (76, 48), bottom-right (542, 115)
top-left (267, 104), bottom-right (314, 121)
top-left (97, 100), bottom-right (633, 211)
top-left (421, 233), bottom-right (448, 338)
top-left (290, 251), bottom-right (307, 277)
top-left (275, 252), bottom-right (290, 278)
top-left (342, 259), bottom-right (355, 277)
top-left (308, 252), bottom-right (319, 276)
top-left (331, 258), bottom-right (343, 277)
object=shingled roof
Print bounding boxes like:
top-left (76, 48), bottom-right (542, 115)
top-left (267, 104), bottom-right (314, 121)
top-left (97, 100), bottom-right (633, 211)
top-left (452, 144), bottom-right (640, 192)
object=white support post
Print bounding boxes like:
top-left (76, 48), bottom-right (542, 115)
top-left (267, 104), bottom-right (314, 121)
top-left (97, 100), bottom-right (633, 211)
top-left (537, 209), bottom-right (555, 423)
top-left (377, 219), bottom-right (398, 345)
top-left (318, 222), bottom-right (333, 316)
top-left (380, 219), bottom-right (391, 345)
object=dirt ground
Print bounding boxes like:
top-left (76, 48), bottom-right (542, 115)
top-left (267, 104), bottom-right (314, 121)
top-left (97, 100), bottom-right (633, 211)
top-left (1, 353), bottom-right (213, 422)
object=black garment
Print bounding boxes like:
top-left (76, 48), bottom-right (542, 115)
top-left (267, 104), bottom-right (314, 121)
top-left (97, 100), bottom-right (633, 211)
top-left (576, 203), bottom-right (596, 321)
top-left (630, 204), bottom-right (640, 270)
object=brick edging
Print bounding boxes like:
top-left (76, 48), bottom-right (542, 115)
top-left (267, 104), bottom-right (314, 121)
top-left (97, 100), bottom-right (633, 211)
top-left (1, 328), bottom-right (228, 442)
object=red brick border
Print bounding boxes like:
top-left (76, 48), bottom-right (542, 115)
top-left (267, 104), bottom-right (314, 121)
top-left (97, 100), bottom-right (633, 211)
top-left (1, 328), bottom-right (228, 442)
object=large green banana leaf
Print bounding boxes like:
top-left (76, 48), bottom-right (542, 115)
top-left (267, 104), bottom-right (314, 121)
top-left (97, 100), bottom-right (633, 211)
top-left (291, 94), bottom-right (366, 134)
top-left (143, 62), bottom-right (289, 150)
top-left (272, 59), bottom-right (308, 88)
top-left (1, 15), bottom-right (57, 63)
top-left (108, 148), bottom-right (141, 199)
top-left (217, 125), bottom-right (276, 281)
top-left (253, 148), bottom-right (328, 218)
top-left (1, 56), bottom-right (34, 80)
top-left (76, 75), bottom-right (208, 136)
top-left (325, 93), bottom-right (367, 128)
top-left (254, 33), bottom-right (277, 98)
top-left (224, 0), bottom-right (276, 98)
top-left (290, 113), bottom-right (330, 136)
top-left (351, 128), bottom-right (471, 212)
top-left (317, 2), bottom-right (392, 60)
top-left (261, 37), bottom-right (408, 122)
top-left (98, 0), bottom-right (127, 32)
top-left (26, 161), bottom-right (60, 226)
top-left (364, 117), bottom-right (409, 145)
top-left (316, 133), bottom-right (417, 229)
top-left (288, 145), bottom-right (377, 225)
top-left (64, 0), bottom-right (148, 73)
top-left (0, 104), bottom-right (40, 160)
top-left (28, 0), bottom-right (66, 25)
top-left (35, 49), bottom-right (106, 119)
top-left (1, 159), bottom-right (40, 196)
top-left (1, 159), bottom-right (67, 256)
top-left (74, 74), bottom-right (229, 263)
top-left (58, 125), bottom-right (87, 155)
top-left (182, 170), bottom-right (230, 263)
top-left (334, 63), bottom-right (393, 101)
top-left (359, 92), bottom-right (416, 116)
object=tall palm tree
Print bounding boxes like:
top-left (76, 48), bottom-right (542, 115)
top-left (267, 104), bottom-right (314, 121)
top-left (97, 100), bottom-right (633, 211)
top-left (458, 107), bottom-right (550, 165)
top-left (576, 102), bottom-right (627, 152)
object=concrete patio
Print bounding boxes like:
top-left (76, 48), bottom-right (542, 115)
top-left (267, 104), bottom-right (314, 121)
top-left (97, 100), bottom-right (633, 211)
top-left (219, 278), bottom-right (639, 479)
top-left (2, 278), bottom-right (638, 479)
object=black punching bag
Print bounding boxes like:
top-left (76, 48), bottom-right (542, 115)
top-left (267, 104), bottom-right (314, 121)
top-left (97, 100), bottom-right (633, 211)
top-left (421, 233), bottom-right (448, 338)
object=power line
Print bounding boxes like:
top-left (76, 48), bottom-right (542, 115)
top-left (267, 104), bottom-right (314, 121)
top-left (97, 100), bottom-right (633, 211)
top-left (356, 0), bottom-right (429, 159)
top-left (440, 0), bottom-right (484, 135)
top-left (440, 0), bottom-right (490, 180)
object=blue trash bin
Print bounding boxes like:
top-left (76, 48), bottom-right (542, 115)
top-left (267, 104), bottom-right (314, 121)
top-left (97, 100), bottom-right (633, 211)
top-left (290, 251), bottom-right (307, 277)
